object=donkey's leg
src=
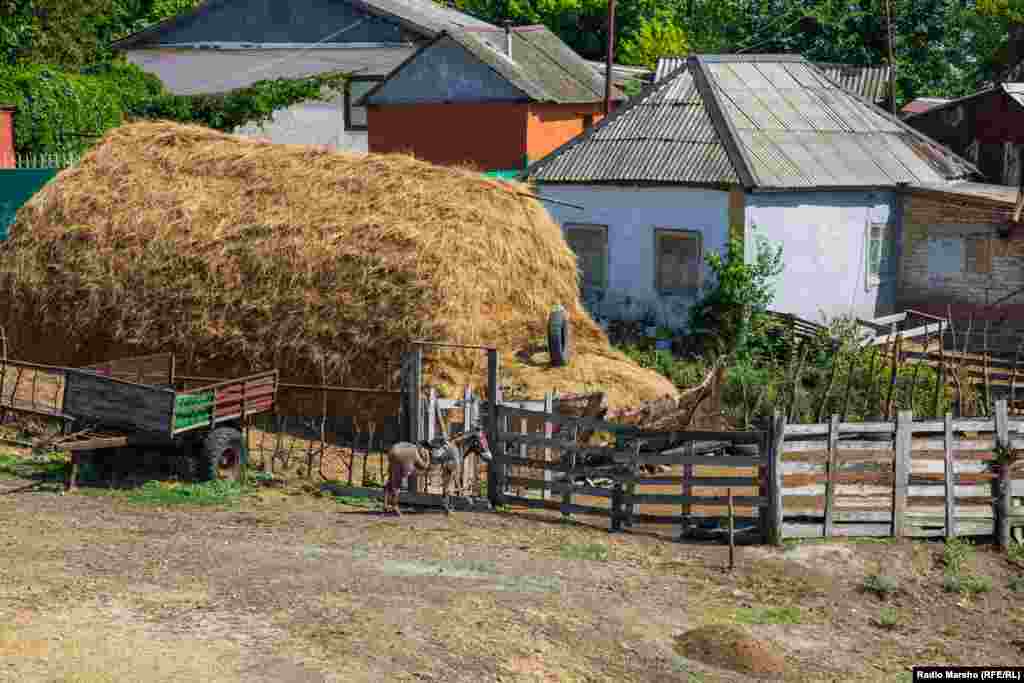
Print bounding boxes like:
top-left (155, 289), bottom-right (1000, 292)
top-left (442, 468), bottom-right (452, 515)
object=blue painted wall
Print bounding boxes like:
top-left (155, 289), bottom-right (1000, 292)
top-left (745, 190), bottom-right (900, 325)
top-left (0, 169), bottom-right (59, 240)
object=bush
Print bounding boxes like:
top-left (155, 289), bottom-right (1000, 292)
top-left (862, 573), bottom-right (900, 599)
top-left (943, 573), bottom-right (992, 595)
top-left (875, 606), bottom-right (899, 630)
top-left (619, 346), bottom-right (708, 389)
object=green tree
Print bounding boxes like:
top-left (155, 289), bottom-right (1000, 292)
top-left (617, 13), bottom-right (689, 68)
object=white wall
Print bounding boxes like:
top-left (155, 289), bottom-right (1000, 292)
top-left (745, 190), bottom-right (899, 325)
top-left (535, 185), bottom-right (731, 329)
top-left (125, 47), bottom-right (415, 152)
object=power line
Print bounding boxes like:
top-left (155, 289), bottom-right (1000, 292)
top-left (735, 5), bottom-right (807, 54)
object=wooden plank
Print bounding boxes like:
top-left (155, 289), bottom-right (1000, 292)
top-left (909, 484), bottom-right (991, 497)
top-left (784, 472), bottom-right (894, 487)
top-left (996, 399), bottom-right (1012, 549)
top-left (495, 454), bottom-right (570, 473)
top-left (911, 419), bottom-right (995, 433)
top-left (625, 493), bottom-right (767, 506)
top-left (770, 412), bottom-right (785, 545)
top-left (782, 522), bottom-right (892, 539)
top-left (496, 404), bottom-right (639, 434)
top-left (894, 414), bottom-right (912, 539)
top-left (543, 392), bottom-right (553, 502)
top-left (824, 414), bottom-right (838, 538)
top-left (486, 349), bottom-right (499, 506)
top-left (506, 476), bottom-right (612, 498)
top-left (614, 454), bottom-right (762, 467)
top-left (497, 431), bottom-right (597, 452)
top-left (64, 436), bottom-right (131, 451)
top-left (502, 495), bottom-right (610, 517)
top-left (781, 424), bottom-right (828, 436)
top-left (1010, 480), bottom-right (1024, 496)
top-left (62, 370), bottom-right (175, 435)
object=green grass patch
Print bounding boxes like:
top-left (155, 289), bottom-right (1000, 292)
top-left (942, 537), bottom-right (973, 575)
top-left (862, 573), bottom-right (900, 599)
top-left (559, 542), bottom-right (609, 562)
top-left (1008, 540), bottom-right (1024, 566)
top-left (1008, 575), bottom-right (1024, 593)
top-left (875, 607), bottom-right (899, 630)
top-left (127, 479), bottom-right (242, 507)
top-left (333, 494), bottom-right (376, 508)
top-left (943, 573), bottom-right (992, 595)
top-left (0, 451), bottom-right (67, 482)
top-left (734, 605), bottom-right (801, 625)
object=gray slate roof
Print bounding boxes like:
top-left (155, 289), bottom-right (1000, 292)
top-left (111, 0), bottom-right (493, 50)
top-left (364, 25), bottom-right (620, 105)
top-left (656, 57), bottom-right (892, 105)
top-left (528, 55), bottom-right (976, 189)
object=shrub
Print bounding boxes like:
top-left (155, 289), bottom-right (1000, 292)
top-left (1008, 575), bottom-right (1024, 593)
top-left (862, 573), bottom-right (900, 599)
top-left (875, 607), bottom-right (899, 630)
top-left (943, 573), bottom-right (992, 595)
top-left (942, 537), bottom-right (973, 576)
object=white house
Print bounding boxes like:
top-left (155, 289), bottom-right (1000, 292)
top-left (110, 0), bottom-right (497, 152)
top-left (524, 54), bottom-right (979, 328)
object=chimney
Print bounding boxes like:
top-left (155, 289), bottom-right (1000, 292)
top-left (503, 20), bottom-right (512, 57)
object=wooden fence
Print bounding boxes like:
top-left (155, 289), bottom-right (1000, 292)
top-left (490, 403), bottom-right (771, 538)
top-left (774, 401), bottom-right (1024, 544)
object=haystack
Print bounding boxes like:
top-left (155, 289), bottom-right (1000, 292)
top-left (0, 121), bottom-right (676, 412)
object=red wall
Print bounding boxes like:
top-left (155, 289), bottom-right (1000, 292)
top-left (0, 110), bottom-right (14, 169)
top-left (367, 99), bottom-right (613, 170)
top-left (368, 102), bottom-right (529, 171)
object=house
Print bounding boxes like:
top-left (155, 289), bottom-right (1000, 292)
top-left (359, 25), bottom-right (623, 172)
top-left (654, 57), bottom-right (893, 107)
top-left (0, 104), bottom-right (14, 168)
top-left (902, 85), bottom-right (1024, 186)
top-left (110, 0), bottom-right (496, 152)
top-left (900, 97), bottom-right (950, 118)
top-left (524, 54), bottom-right (979, 329)
top-left (897, 182), bottom-right (1024, 327)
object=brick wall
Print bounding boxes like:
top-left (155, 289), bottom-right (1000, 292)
top-left (367, 102), bottom-right (529, 170)
top-left (0, 109), bottom-right (14, 169)
top-left (898, 190), bottom-right (1024, 319)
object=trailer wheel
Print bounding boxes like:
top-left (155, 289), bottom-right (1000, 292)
top-left (172, 450), bottom-right (200, 482)
top-left (201, 427), bottom-right (243, 482)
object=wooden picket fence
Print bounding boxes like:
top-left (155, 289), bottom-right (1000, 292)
top-left (490, 403), bottom-right (771, 538)
top-left (774, 401), bottom-right (1024, 545)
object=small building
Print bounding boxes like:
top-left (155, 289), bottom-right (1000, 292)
top-left (655, 57), bottom-right (893, 107)
top-left (360, 25), bottom-right (622, 173)
top-left (110, 0), bottom-right (496, 152)
top-left (0, 104), bottom-right (14, 168)
top-left (903, 85), bottom-right (1024, 186)
top-left (524, 54), bottom-right (976, 329)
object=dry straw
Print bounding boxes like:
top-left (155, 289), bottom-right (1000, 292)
top-left (0, 121), bottom-right (676, 410)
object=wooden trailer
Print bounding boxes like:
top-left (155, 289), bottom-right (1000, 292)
top-left (40, 353), bottom-right (278, 490)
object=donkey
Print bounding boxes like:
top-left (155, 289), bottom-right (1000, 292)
top-left (383, 428), bottom-right (492, 515)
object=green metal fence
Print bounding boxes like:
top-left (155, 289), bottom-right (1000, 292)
top-left (0, 169), bottom-right (59, 240)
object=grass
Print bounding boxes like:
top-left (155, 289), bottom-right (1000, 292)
top-left (1008, 540), bottom-right (1024, 566)
top-left (559, 542), bottom-right (609, 562)
top-left (734, 606), bottom-right (801, 625)
top-left (0, 451), bottom-right (66, 482)
top-left (126, 480), bottom-right (242, 507)
top-left (942, 537), bottom-right (973, 575)
top-left (943, 573), bottom-right (992, 595)
top-left (875, 607), bottom-right (899, 630)
top-left (940, 536), bottom-right (992, 595)
top-left (332, 494), bottom-right (376, 508)
top-left (862, 573), bottom-right (899, 599)
top-left (1009, 575), bottom-right (1024, 593)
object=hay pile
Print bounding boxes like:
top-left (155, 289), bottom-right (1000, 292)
top-left (0, 121), bottom-right (675, 410)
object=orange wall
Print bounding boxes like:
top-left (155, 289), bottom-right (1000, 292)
top-left (526, 102), bottom-right (608, 164)
top-left (0, 110), bottom-right (14, 169)
top-left (367, 102), bottom-right (529, 170)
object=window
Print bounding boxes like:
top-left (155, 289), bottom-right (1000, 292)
top-left (564, 223), bottom-right (608, 291)
top-left (654, 229), bottom-right (702, 294)
top-left (867, 221), bottom-right (894, 287)
top-left (344, 77), bottom-right (383, 131)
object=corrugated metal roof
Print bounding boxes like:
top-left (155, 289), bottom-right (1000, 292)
top-left (910, 181), bottom-right (1019, 205)
top-left (900, 97), bottom-right (951, 116)
top-left (528, 54), bottom-right (976, 188)
top-left (585, 61), bottom-right (652, 85)
top-left (440, 26), bottom-right (620, 104)
top-left (526, 65), bottom-right (738, 184)
top-left (655, 57), bottom-right (891, 104)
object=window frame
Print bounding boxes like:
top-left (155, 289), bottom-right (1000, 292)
top-left (344, 76), bottom-right (384, 132)
top-left (653, 228), bottom-right (703, 296)
top-left (563, 222), bottom-right (609, 292)
top-left (866, 220), bottom-right (894, 289)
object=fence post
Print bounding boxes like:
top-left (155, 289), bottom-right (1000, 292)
top-left (893, 410), bottom-right (913, 538)
top-left (682, 440), bottom-right (695, 540)
top-left (944, 412), bottom-right (956, 539)
top-left (407, 347), bottom-right (423, 494)
top-left (486, 349), bottom-right (503, 507)
top-left (769, 410), bottom-right (786, 545)
top-left (543, 392), bottom-right (554, 501)
top-left (462, 386), bottom-right (473, 495)
top-left (995, 399), bottom-right (1012, 550)
top-left (824, 414), bottom-right (839, 538)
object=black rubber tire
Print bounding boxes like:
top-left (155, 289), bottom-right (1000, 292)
top-left (547, 307), bottom-right (572, 367)
top-left (200, 427), bottom-right (243, 482)
top-left (172, 449), bottom-right (200, 482)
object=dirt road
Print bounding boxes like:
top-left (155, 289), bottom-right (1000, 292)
top-left (1, 454), bottom-right (1022, 683)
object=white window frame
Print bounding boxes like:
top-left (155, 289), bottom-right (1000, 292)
top-left (563, 223), bottom-right (609, 292)
top-left (866, 220), bottom-right (894, 289)
top-left (654, 228), bottom-right (702, 295)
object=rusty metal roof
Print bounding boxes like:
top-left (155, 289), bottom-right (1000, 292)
top-left (656, 57), bottom-right (892, 104)
top-left (528, 54), bottom-right (976, 188)
top-left (900, 97), bottom-right (952, 116)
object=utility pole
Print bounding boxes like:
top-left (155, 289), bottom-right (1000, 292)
top-left (604, 0), bottom-right (617, 116)
top-left (884, 0), bottom-right (896, 115)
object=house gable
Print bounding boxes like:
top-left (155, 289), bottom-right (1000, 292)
top-left (364, 35), bottom-right (528, 105)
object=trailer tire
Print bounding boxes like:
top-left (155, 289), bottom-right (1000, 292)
top-left (201, 427), bottom-right (243, 482)
top-left (548, 306), bottom-right (571, 367)
top-left (172, 450), bottom-right (200, 482)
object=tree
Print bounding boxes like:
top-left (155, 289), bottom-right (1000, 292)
top-left (617, 13), bottom-right (689, 68)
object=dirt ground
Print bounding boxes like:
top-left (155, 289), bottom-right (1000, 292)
top-left (2, 449), bottom-right (1024, 683)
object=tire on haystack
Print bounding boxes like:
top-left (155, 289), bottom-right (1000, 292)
top-left (0, 121), bottom-right (677, 413)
